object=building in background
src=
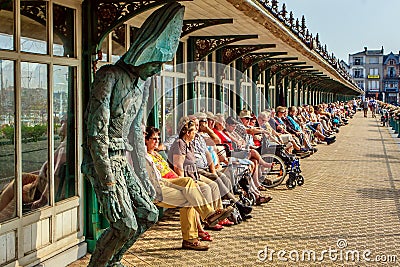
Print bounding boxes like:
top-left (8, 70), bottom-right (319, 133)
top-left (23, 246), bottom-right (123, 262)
top-left (382, 52), bottom-right (400, 104)
top-left (349, 47), bottom-right (384, 100)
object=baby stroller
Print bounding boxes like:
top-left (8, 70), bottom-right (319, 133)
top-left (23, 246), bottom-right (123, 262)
top-left (258, 134), bottom-right (304, 189)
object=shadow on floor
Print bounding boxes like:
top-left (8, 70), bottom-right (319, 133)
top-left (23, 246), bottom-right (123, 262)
top-left (364, 153), bottom-right (400, 160)
top-left (356, 188), bottom-right (400, 200)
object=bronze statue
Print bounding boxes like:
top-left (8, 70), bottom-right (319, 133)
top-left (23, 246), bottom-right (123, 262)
top-left (82, 3), bottom-right (185, 266)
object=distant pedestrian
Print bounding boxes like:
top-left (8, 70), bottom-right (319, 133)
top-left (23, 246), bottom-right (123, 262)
top-left (369, 97), bottom-right (377, 118)
top-left (362, 98), bottom-right (369, 117)
top-left (352, 98), bottom-right (358, 113)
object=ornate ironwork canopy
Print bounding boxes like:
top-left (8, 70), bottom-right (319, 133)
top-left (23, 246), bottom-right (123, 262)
top-left (190, 34), bottom-right (258, 61)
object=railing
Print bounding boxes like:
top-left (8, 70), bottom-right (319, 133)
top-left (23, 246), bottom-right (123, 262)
top-left (256, 0), bottom-right (359, 89)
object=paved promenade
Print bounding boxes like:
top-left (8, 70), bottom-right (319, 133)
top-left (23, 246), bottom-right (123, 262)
top-left (70, 112), bottom-right (400, 266)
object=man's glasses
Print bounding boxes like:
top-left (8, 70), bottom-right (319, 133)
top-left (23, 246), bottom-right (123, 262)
top-left (243, 117), bottom-right (251, 121)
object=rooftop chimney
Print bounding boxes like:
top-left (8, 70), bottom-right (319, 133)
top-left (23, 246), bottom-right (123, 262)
top-left (364, 46), bottom-right (367, 52)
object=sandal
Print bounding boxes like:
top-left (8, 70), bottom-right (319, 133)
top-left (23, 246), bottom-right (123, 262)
top-left (182, 239), bottom-right (209, 251)
top-left (256, 196), bottom-right (272, 205)
top-left (258, 185), bottom-right (268, 191)
top-left (205, 206), bottom-right (234, 227)
top-left (204, 223), bottom-right (224, 231)
top-left (198, 231), bottom-right (213, 241)
top-left (218, 218), bottom-right (234, 226)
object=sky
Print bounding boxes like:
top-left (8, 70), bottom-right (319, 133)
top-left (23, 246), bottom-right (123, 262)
top-left (285, 0), bottom-right (400, 63)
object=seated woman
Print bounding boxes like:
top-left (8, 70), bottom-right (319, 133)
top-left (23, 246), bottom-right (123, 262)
top-left (167, 120), bottom-right (253, 227)
top-left (218, 116), bottom-right (272, 204)
top-left (145, 126), bottom-right (234, 248)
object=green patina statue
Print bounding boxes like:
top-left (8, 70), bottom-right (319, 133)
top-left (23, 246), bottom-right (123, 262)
top-left (82, 3), bottom-right (184, 266)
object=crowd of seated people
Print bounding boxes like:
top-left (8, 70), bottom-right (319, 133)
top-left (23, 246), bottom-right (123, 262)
top-left (132, 101), bottom-right (353, 250)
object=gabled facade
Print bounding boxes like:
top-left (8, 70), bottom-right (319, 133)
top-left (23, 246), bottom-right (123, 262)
top-left (382, 52), bottom-right (400, 103)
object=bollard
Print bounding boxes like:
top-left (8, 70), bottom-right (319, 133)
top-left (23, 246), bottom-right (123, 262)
top-left (389, 116), bottom-right (394, 129)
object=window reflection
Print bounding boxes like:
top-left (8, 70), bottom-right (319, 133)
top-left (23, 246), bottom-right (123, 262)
top-left (0, 0), bottom-right (14, 51)
top-left (111, 25), bottom-right (126, 63)
top-left (21, 62), bottom-right (49, 213)
top-left (21, 0), bottom-right (48, 54)
top-left (164, 77), bottom-right (174, 137)
top-left (53, 4), bottom-right (75, 57)
top-left (199, 81), bottom-right (206, 112)
top-left (0, 60), bottom-right (15, 223)
top-left (53, 65), bottom-right (75, 202)
top-left (100, 36), bottom-right (109, 62)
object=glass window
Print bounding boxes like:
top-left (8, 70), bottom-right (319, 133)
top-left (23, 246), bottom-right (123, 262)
top-left (354, 57), bottom-right (363, 65)
top-left (356, 80), bottom-right (364, 90)
top-left (369, 57), bottom-right (378, 64)
top-left (111, 25), bottom-right (126, 63)
top-left (21, 62), bottom-right (48, 213)
top-left (369, 68), bottom-right (378, 75)
top-left (368, 80), bottom-right (379, 90)
top-left (53, 65), bottom-right (75, 202)
top-left (176, 78), bottom-right (184, 125)
top-left (207, 83), bottom-right (213, 112)
top-left (207, 54), bottom-right (213, 77)
top-left (0, 60), bottom-right (15, 223)
top-left (198, 61), bottom-right (206, 77)
top-left (53, 4), bottom-right (75, 57)
top-left (176, 42), bottom-right (184, 73)
top-left (164, 76), bottom-right (174, 136)
top-left (21, 0), bottom-right (48, 54)
top-left (388, 67), bottom-right (395, 78)
top-left (353, 68), bottom-right (363, 78)
top-left (198, 81), bottom-right (206, 112)
top-left (0, 0), bottom-right (14, 50)
top-left (99, 36), bottom-right (109, 62)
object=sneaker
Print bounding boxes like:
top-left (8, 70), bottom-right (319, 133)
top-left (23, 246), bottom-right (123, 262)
top-left (205, 206), bottom-right (234, 227)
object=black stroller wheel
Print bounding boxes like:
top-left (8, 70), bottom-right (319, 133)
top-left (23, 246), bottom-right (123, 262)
top-left (286, 176), bottom-right (297, 189)
top-left (297, 175), bottom-right (304, 186)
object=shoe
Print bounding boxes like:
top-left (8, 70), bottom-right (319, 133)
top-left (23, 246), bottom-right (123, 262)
top-left (258, 185), bottom-right (268, 191)
top-left (198, 231), bottom-right (213, 242)
top-left (182, 240), bottom-right (209, 251)
top-left (235, 202), bottom-right (252, 216)
top-left (204, 224), bottom-right (224, 231)
top-left (205, 206), bottom-right (234, 227)
top-left (219, 218), bottom-right (234, 226)
top-left (325, 137), bottom-right (336, 145)
top-left (256, 196), bottom-right (272, 205)
top-left (242, 214), bottom-right (253, 221)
